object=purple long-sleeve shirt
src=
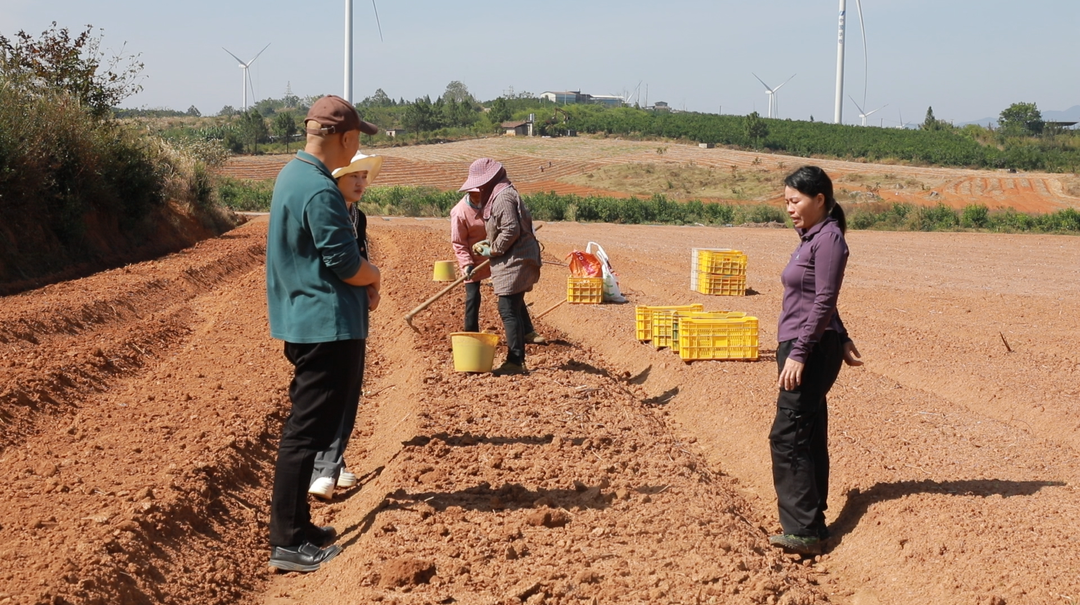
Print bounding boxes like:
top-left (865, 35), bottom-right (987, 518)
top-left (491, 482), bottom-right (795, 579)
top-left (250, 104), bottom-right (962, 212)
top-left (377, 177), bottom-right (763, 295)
top-left (777, 217), bottom-right (849, 363)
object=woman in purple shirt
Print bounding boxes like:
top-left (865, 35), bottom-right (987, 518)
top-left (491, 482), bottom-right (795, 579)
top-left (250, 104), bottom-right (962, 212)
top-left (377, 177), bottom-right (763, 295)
top-left (769, 166), bottom-right (863, 556)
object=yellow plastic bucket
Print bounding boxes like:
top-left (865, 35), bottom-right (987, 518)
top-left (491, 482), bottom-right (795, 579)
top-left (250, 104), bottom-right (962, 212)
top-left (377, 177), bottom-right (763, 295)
top-left (433, 260), bottom-right (457, 282)
top-left (449, 332), bottom-right (499, 372)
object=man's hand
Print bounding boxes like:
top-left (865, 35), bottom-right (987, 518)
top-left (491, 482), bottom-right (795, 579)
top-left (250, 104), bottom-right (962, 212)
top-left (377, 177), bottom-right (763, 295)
top-left (463, 265), bottom-right (474, 279)
top-left (343, 258), bottom-right (380, 288)
top-left (471, 240), bottom-right (491, 257)
top-left (367, 287), bottom-right (381, 312)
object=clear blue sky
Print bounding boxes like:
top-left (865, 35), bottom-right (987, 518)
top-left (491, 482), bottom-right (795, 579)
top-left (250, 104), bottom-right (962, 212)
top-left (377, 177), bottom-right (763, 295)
top-left (3, 0), bottom-right (1078, 125)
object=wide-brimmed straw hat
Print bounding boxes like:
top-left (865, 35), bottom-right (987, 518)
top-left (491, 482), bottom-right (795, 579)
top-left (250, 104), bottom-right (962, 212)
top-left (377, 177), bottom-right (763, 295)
top-left (459, 158), bottom-right (504, 191)
top-left (332, 152), bottom-right (383, 183)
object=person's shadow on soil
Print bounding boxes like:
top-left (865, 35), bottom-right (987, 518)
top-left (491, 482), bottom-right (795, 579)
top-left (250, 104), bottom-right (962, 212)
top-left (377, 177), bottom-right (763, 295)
top-left (336, 481), bottom-right (614, 548)
top-left (828, 478), bottom-right (1065, 545)
top-left (401, 433), bottom-right (555, 448)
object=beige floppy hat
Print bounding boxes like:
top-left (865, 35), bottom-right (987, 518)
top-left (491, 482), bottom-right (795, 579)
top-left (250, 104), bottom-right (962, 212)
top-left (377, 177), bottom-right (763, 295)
top-left (332, 152), bottom-right (383, 183)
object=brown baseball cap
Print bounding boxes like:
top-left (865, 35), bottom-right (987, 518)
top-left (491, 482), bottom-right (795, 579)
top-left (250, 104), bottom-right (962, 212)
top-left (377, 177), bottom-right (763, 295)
top-left (304, 95), bottom-right (379, 136)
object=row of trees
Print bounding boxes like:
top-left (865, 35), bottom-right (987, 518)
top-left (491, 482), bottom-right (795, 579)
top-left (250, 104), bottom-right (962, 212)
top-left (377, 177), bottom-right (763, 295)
top-left (149, 73), bottom-right (1077, 172)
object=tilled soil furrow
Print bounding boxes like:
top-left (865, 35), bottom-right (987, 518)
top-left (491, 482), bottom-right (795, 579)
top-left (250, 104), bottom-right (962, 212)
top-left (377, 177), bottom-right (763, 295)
top-left (269, 222), bottom-right (827, 605)
top-left (0, 223), bottom-right (284, 605)
top-left (0, 231), bottom-right (266, 450)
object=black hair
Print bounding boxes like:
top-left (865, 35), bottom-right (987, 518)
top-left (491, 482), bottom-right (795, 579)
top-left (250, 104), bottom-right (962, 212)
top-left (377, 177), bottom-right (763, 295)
top-left (783, 165), bottom-right (846, 234)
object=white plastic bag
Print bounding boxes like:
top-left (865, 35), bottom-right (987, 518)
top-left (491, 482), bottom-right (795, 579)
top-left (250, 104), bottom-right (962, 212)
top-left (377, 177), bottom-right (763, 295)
top-left (586, 242), bottom-right (627, 303)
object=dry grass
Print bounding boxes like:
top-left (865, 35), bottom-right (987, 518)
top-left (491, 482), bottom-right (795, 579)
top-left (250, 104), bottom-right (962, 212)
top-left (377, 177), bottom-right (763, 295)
top-left (562, 162), bottom-right (782, 201)
top-left (1064, 175), bottom-right (1080, 198)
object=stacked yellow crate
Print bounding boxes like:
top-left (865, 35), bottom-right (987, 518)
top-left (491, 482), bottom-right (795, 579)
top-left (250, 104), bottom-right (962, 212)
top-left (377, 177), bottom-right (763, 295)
top-left (670, 311), bottom-right (746, 353)
top-left (634, 304), bottom-right (704, 342)
top-left (677, 314), bottom-right (759, 361)
top-left (641, 308), bottom-right (758, 360)
top-left (690, 248), bottom-right (747, 296)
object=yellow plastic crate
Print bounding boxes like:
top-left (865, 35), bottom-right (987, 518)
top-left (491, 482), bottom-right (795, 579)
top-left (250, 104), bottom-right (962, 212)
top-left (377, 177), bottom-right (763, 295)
top-left (678, 316), bottom-right (759, 361)
top-left (567, 276), bottom-right (603, 304)
top-left (635, 304), bottom-right (703, 341)
top-left (694, 273), bottom-right (747, 296)
top-left (694, 249), bottom-right (747, 275)
top-left (669, 308), bottom-right (747, 352)
top-left (651, 310), bottom-right (678, 349)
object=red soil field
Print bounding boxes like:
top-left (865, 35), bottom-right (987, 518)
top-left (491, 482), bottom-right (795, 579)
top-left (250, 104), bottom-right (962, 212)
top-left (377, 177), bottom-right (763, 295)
top-left (2, 214), bottom-right (1079, 604)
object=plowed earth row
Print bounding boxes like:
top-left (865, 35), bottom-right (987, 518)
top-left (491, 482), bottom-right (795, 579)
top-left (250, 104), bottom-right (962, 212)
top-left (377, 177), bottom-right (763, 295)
top-left (1, 215), bottom-right (1078, 605)
top-left (219, 138), bottom-right (1080, 211)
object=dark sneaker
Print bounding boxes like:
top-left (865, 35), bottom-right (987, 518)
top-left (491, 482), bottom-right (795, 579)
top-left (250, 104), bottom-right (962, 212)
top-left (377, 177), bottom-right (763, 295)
top-left (306, 525), bottom-right (337, 548)
top-left (524, 331), bottom-right (548, 345)
top-left (492, 361), bottom-right (527, 376)
top-left (769, 534), bottom-right (822, 555)
top-left (269, 542), bottom-right (342, 573)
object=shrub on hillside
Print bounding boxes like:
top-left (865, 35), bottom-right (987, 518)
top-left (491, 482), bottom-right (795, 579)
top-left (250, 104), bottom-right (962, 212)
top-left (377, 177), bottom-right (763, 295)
top-left (0, 25), bottom-right (238, 286)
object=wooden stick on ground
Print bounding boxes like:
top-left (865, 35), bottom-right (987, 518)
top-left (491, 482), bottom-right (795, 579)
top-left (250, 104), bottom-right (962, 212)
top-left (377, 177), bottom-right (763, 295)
top-left (533, 298), bottom-right (567, 320)
top-left (404, 259), bottom-right (490, 331)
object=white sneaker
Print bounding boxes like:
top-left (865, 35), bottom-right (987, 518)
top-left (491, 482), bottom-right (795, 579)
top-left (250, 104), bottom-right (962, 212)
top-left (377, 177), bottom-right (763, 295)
top-left (336, 470), bottom-right (357, 488)
top-left (308, 477), bottom-right (335, 500)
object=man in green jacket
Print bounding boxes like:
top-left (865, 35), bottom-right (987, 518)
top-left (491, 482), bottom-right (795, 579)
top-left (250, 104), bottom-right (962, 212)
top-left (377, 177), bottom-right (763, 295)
top-left (265, 95), bottom-right (380, 573)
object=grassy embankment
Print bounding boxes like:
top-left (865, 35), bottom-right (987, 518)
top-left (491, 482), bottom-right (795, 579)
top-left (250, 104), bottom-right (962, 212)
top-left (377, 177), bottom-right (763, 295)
top-left (0, 80), bottom-right (240, 291)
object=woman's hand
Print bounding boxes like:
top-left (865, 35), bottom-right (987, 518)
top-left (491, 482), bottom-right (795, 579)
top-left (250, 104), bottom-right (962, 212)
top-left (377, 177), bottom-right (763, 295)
top-left (471, 240), bottom-right (491, 257)
top-left (367, 287), bottom-right (381, 312)
top-left (778, 357), bottom-right (805, 391)
top-left (843, 340), bottom-right (863, 366)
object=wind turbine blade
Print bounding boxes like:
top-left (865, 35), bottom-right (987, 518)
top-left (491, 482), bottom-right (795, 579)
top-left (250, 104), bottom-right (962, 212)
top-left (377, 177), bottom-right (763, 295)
top-left (371, 0), bottom-right (384, 42)
top-left (248, 42), bottom-right (271, 66)
top-left (848, 95), bottom-right (865, 117)
top-left (855, 0), bottom-right (867, 109)
top-left (222, 47), bottom-right (245, 65)
top-left (866, 104), bottom-right (888, 117)
top-left (772, 74), bottom-right (796, 93)
top-left (752, 73), bottom-right (772, 92)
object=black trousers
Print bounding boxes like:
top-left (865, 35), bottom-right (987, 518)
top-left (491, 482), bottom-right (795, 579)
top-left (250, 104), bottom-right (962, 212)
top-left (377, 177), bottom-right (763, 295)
top-left (497, 292), bottom-right (534, 365)
top-left (769, 331), bottom-right (844, 538)
top-left (464, 281), bottom-right (481, 333)
top-left (270, 339), bottom-right (365, 547)
top-left (310, 340), bottom-right (366, 485)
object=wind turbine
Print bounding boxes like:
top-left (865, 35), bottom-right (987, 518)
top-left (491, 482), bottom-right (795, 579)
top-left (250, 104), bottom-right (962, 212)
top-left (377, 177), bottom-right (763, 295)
top-left (623, 80), bottom-right (643, 106)
top-left (344, 0), bottom-right (384, 103)
top-left (833, 0), bottom-right (867, 124)
top-left (752, 73), bottom-right (795, 119)
top-left (222, 43), bottom-right (270, 111)
top-left (849, 96), bottom-right (887, 127)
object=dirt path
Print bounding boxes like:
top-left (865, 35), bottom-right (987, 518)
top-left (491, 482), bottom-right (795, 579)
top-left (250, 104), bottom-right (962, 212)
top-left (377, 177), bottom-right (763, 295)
top-left (1, 217), bottom-right (1078, 604)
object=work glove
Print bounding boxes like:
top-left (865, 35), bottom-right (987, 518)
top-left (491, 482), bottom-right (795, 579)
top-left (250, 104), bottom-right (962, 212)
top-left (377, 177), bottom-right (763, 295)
top-left (471, 240), bottom-right (491, 257)
top-left (463, 265), bottom-right (474, 279)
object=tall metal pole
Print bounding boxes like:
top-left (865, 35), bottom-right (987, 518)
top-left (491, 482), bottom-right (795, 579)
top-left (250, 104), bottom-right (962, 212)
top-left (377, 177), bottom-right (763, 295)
top-left (834, 0), bottom-right (846, 124)
top-left (344, 0), bottom-right (353, 103)
top-left (241, 68), bottom-right (247, 111)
